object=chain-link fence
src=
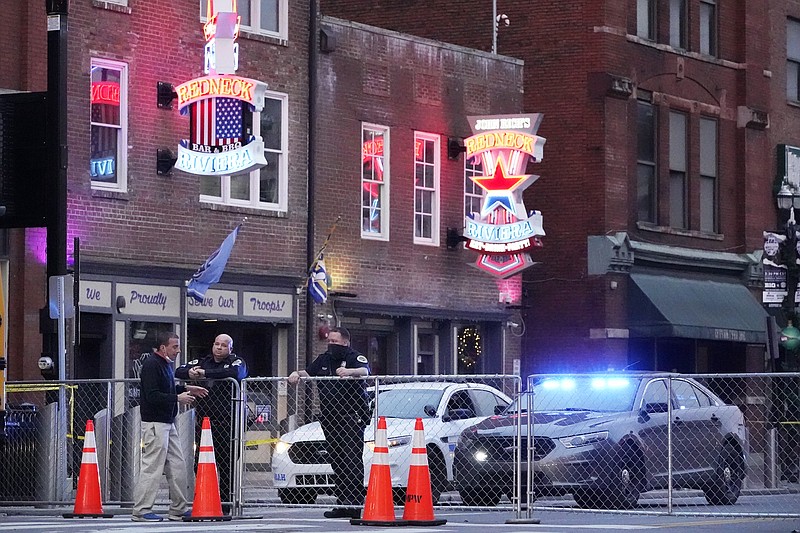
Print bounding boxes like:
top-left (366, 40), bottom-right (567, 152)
top-left (1, 372), bottom-right (798, 519)
top-left (456, 372), bottom-right (799, 518)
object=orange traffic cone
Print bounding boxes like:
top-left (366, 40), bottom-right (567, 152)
top-left (184, 417), bottom-right (231, 522)
top-left (351, 416), bottom-right (398, 526)
top-left (63, 420), bottom-right (112, 518)
top-left (398, 418), bottom-right (446, 526)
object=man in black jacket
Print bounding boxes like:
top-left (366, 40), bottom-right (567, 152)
top-left (288, 327), bottom-right (370, 519)
top-left (176, 333), bottom-right (247, 507)
top-left (132, 331), bottom-right (207, 522)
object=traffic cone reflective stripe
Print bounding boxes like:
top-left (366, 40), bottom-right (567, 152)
top-left (399, 418), bottom-right (446, 526)
top-left (185, 417), bottom-right (231, 522)
top-left (63, 420), bottom-right (112, 519)
top-left (351, 416), bottom-right (397, 526)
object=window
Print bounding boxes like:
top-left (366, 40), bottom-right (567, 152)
top-left (672, 380), bottom-right (701, 409)
top-left (414, 133), bottom-right (440, 245)
top-left (456, 325), bottom-right (482, 375)
top-left (641, 379), bottom-right (670, 409)
top-left (700, 1), bottom-right (717, 56)
top-left (669, 0), bottom-right (687, 49)
top-left (414, 326), bottom-right (438, 375)
top-left (636, 0), bottom-right (656, 40)
top-left (464, 156), bottom-right (484, 219)
top-left (90, 59), bottom-right (127, 191)
top-left (669, 111), bottom-right (687, 229)
top-left (361, 124), bottom-right (389, 239)
top-left (470, 389), bottom-right (509, 417)
top-left (699, 117), bottom-right (717, 233)
top-left (788, 19), bottom-right (800, 102)
top-left (201, 0), bottom-right (287, 41)
top-left (637, 100), bottom-right (656, 223)
top-left (199, 91), bottom-right (288, 211)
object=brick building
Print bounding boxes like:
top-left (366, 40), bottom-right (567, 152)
top-left (319, 0), bottom-right (796, 375)
top-left (2, 0), bottom-right (311, 383)
top-left (1, 1), bottom-right (526, 385)
top-left (310, 17), bottom-right (526, 375)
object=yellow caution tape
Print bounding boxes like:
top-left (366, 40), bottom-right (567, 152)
top-left (245, 437), bottom-right (279, 447)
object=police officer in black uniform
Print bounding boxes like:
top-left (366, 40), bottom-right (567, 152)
top-left (288, 326), bottom-right (370, 519)
top-left (176, 333), bottom-right (247, 508)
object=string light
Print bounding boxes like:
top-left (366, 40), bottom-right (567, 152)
top-left (457, 326), bottom-right (482, 370)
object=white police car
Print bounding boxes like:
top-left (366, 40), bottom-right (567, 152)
top-left (271, 381), bottom-right (512, 504)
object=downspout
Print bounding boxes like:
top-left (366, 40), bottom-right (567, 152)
top-left (305, 0), bottom-right (319, 371)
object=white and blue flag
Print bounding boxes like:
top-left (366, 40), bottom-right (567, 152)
top-left (308, 253), bottom-right (330, 304)
top-left (187, 225), bottom-right (240, 303)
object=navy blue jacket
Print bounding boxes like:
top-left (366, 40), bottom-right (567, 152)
top-left (139, 353), bottom-right (185, 424)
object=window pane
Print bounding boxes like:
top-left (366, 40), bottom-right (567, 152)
top-left (789, 19), bottom-right (800, 61)
top-left (637, 0), bottom-right (654, 39)
top-left (261, 97), bottom-right (282, 150)
top-left (700, 2), bottom-right (716, 55)
top-left (90, 125), bottom-right (118, 183)
top-left (260, 0), bottom-right (279, 32)
top-left (200, 175), bottom-right (221, 197)
top-left (230, 173), bottom-right (250, 200)
top-left (259, 151), bottom-right (279, 203)
top-left (789, 61), bottom-right (800, 101)
top-left (669, 0), bottom-right (686, 49)
top-left (669, 112), bottom-right (686, 171)
top-left (637, 102), bottom-right (655, 162)
top-left (700, 176), bottom-right (716, 233)
top-left (637, 163), bottom-right (655, 223)
top-left (464, 158), bottom-right (484, 218)
top-left (238, 0), bottom-right (252, 26)
top-left (699, 118), bottom-right (717, 177)
top-left (670, 170), bottom-right (686, 229)
top-left (91, 67), bottom-right (121, 126)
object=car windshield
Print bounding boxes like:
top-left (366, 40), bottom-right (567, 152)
top-left (373, 388), bottom-right (445, 419)
top-left (505, 377), bottom-right (639, 414)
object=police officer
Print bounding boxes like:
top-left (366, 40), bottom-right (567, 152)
top-left (176, 334), bottom-right (247, 508)
top-left (288, 326), bottom-right (370, 519)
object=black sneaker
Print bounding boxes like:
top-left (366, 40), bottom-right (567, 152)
top-left (323, 507), bottom-right (360, 519)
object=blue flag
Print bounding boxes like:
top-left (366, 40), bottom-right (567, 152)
top-left (187, 225), bottom-right (240, 303)
top-left (308, 253), bottom-right (330, 304)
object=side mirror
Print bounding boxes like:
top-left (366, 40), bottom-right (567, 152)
top-left (423, 404), bottom-right (437, 417)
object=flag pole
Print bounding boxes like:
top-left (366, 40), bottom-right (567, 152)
top-left (305, 215), bottom-right (341, 287)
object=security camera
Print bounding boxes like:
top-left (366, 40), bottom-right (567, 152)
top-left (38, 356), bottom-right (54, 371)
top-left (496, 14), bottom-right (510, 26)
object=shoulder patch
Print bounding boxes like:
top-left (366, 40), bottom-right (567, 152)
top-left (232, 360), bottom-right (242, 366)
top-left (357, 355), bottom-right (368, 364)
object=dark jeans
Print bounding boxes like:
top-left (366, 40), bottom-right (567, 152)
top-left (320, 416), bottom-right (366, 506)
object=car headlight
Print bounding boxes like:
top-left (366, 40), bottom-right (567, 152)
top-left (559, 431), bottom-right (608, 449)
top-left (274, 439), bottom-right (292, 455)
top-left (366, 435), bottom-right (412, 451)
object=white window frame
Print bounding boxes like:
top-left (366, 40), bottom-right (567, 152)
top-left (90, 58), bottom-right (128, 192)
top-left (199, 90), bottom-right (288, 211)
top-left (413, 132), bottom-right (440, 246)
top-left (361, 123), bottom-right (390, 241)
top-left (201, 0), bottom-right (288, 41)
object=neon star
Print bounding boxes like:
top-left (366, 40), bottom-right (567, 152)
top-left (470, 159), bottom-right (531, 217)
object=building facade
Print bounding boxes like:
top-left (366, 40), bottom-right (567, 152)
top-left (3, 0), bottom-right (311, 383)
top-left (319, 0), bottom-right (797, 375)
top-left (309, 17), bottom-right (526, 375)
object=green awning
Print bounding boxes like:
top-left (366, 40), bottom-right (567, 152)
top-left (628, 274), bottom-right (767, 344)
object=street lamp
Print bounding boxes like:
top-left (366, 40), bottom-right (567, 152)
top-left (777, 179), bottom-right (800, 349)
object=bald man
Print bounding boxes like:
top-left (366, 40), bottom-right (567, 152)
top-left (176, 334), bottom-right (247, 511)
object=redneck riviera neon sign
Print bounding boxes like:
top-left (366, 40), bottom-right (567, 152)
top-left (174, 0), bottom-right (268, 177)
top-left (462, 113), bottom-right (547, 278)
top-left (91, 81), bottom-right (120, 106)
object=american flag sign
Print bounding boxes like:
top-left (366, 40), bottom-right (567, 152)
top-left (190, 96), bottom-right (243, 147)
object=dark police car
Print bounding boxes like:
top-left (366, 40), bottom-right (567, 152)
top-left (453, 374), bottom-right (747, 509)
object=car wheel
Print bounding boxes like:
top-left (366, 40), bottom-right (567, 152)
top-left (278, 488), bottom-right (317, 504)
top-left (602, 450), bottom-right (643, 509)
top-left (427, 447), bottom-right (447, 504)
top-left (703, 443), bottom-right (743, 505)
top-left (458, 487), bottom-right (501, 506)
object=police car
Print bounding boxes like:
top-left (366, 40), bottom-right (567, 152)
top-left (271, 381), bottom-right (512, 504)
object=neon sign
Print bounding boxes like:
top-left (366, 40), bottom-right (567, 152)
top-left (462, 113), bottom-right (547, 278)
top-left (91, 81), bottom-right (120, 106)
top-left (175, 0), bottom-right (268, 177)
top-left (90, 157), bottom-right (115, 177)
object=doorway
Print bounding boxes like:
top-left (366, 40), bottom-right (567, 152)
top-left (187, 320), bottom-right (274, 377)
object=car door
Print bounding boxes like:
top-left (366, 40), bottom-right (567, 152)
top-left (669, 379), bottom-right (710, 478)
top-left (636, 378), bottom-right (674, 485)
top-left (442, 389), bottom-right (480, 453)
